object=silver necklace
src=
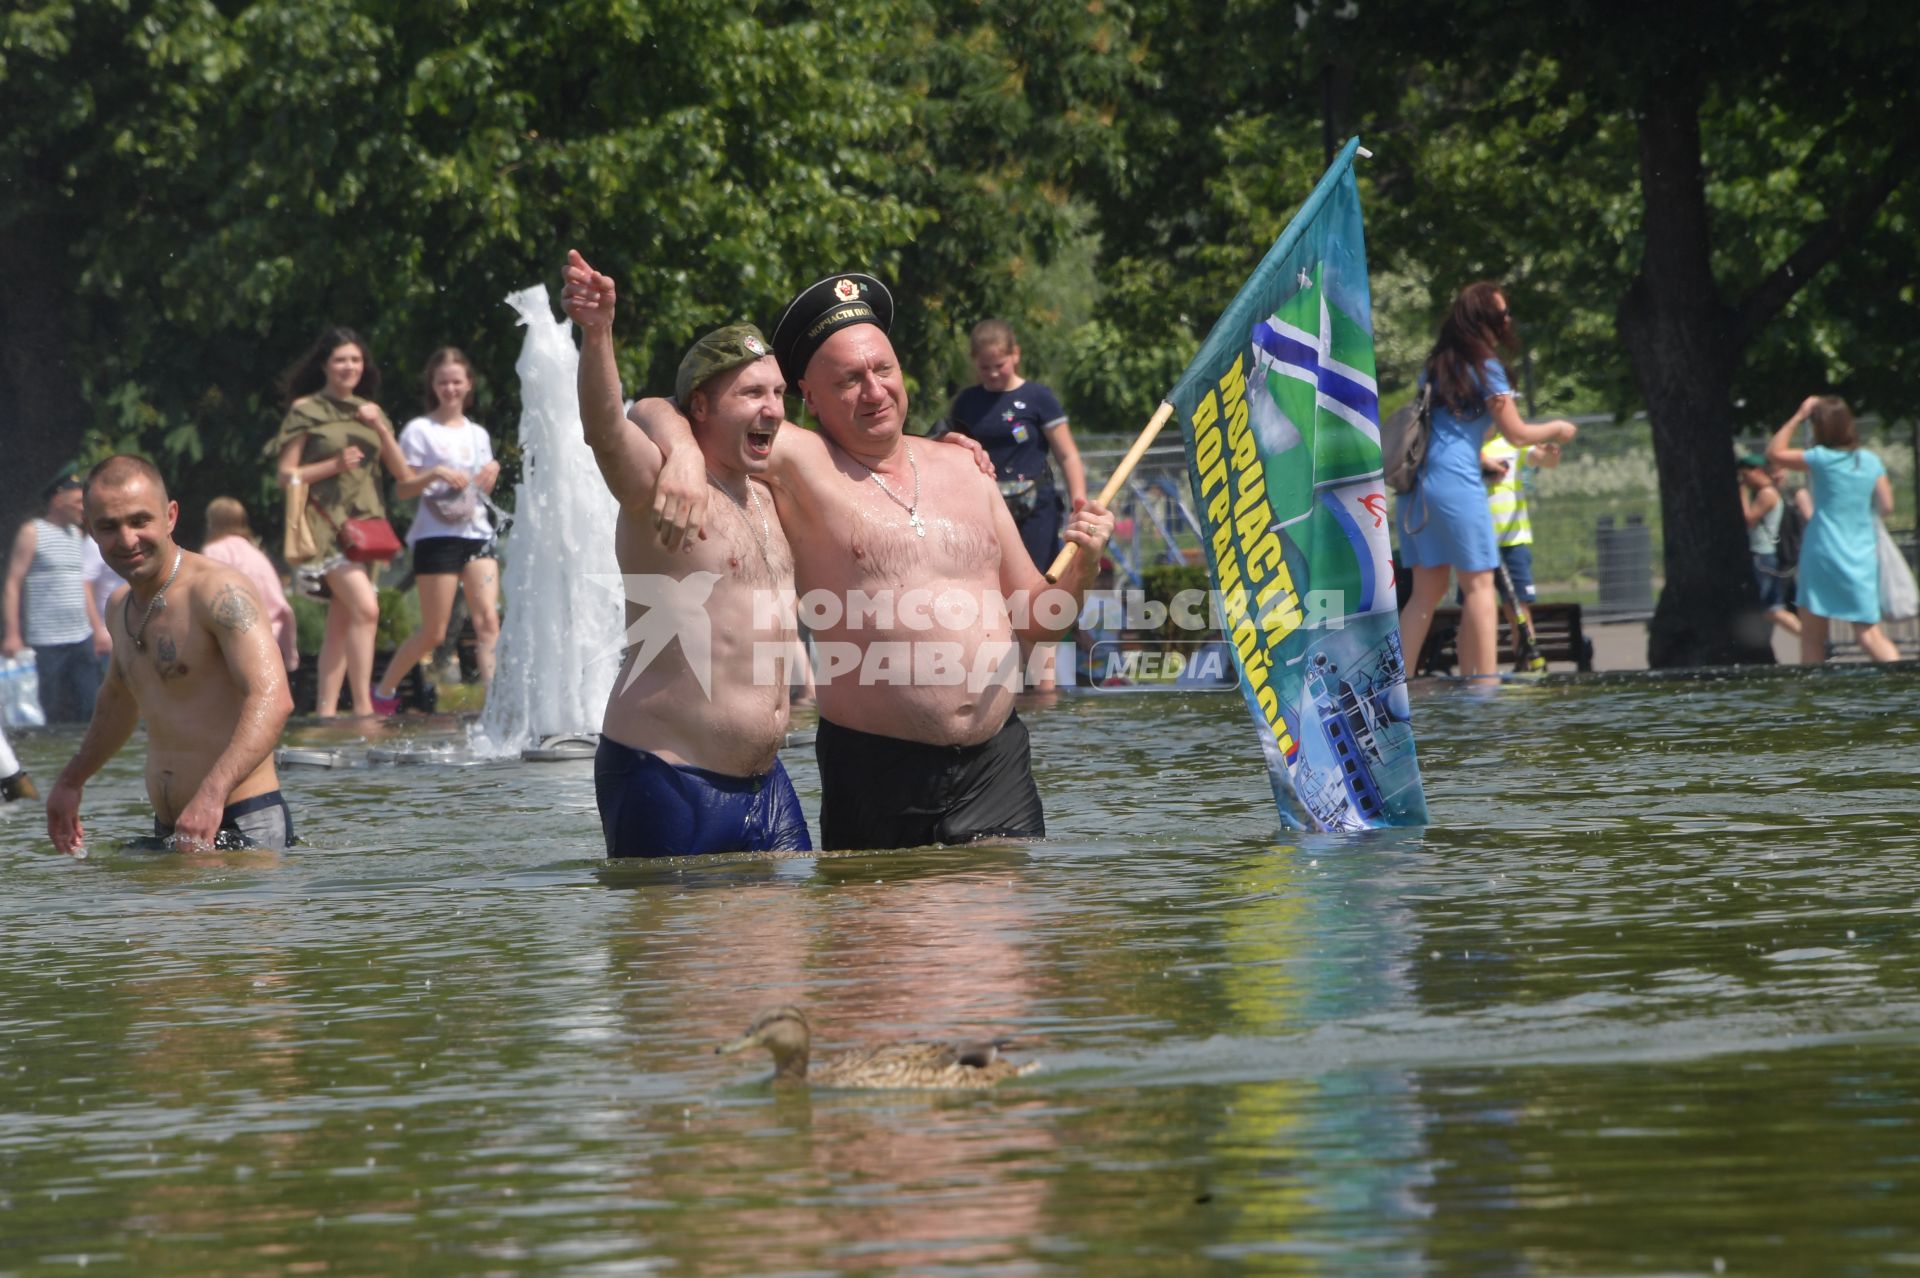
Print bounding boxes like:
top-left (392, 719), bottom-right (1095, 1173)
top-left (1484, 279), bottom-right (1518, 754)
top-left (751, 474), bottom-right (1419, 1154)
top-left (850, 442), bottom-right (925, 538)
top-left (126, 548), bottom-right (183, 651)
top-left (711, 476), bottom-right (771, 560)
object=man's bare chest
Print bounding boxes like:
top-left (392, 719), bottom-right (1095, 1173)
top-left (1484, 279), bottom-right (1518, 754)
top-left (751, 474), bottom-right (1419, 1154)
top-left (801, 481), bottom-right (1001, 584)
top-left (114, 606), bottom-right (209, 694)
top-left (616, 501), bottom-right (791, 591)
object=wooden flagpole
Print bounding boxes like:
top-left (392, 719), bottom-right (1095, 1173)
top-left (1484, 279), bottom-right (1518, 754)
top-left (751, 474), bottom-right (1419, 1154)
top-left (1045, 400), bottom-right (1177, 582)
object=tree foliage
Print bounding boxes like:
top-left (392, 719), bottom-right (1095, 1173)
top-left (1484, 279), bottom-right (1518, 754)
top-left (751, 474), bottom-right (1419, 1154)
top-left (1369, 0), bottom-right (1919, 665)
top-left (5, 0), bottom-right (1916, 668)
top-left (0, 0), bottom-right (1133, 535)
top-left (1070, 0), bottom-right (1917, 663)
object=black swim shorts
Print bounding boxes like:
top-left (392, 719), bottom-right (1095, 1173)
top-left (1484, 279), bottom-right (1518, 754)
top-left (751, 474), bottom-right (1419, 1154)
top-left (152, 789), bottom-right (295, 850)
top-left (814, 712), bottom-right (1043, 852)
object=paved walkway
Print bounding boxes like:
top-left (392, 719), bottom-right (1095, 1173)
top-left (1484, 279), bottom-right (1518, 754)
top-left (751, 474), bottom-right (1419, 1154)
top-left (1585, 615), bottom-right (1850, 672)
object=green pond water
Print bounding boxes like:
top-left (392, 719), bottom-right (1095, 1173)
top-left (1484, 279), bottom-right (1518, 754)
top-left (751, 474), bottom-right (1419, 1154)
top-left (3, 671), bottom-right (1919, 1276)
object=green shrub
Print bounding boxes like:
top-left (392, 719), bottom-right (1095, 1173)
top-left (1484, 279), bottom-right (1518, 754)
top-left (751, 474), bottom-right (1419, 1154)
top-left (1138, 562), bottom-right (1213, 639)
top-left (375, 586), bottom-right (419, 651)
top-left (291, 595), bottom-right (325, 654)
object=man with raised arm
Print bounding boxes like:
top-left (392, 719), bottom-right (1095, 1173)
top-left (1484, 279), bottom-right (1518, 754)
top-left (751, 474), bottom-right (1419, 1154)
top-left (46, 456), bottom-right (294, 853)
top-left (560, 249), bottom-right (810, 857)
top-left (631, 272), bottom-right (1114, 851)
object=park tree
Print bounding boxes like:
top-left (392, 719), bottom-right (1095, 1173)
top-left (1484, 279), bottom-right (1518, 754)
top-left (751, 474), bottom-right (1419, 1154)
top-left (0, 0), bottom-right (1134, 540)
top-left (879, 0), bottom-right (1138, 413)
top-left (1060, 0), bottom-right (1340, 437)
top-left (1366, 0), bottom-right (1920, 667)
top-left (2, 0), bottom-right (925, 537)
top-left (1081, 0), bottom-right (1918, 667)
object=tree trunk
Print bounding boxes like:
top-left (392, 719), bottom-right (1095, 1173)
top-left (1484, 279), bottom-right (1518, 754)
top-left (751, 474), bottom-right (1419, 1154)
top-left (1619, 79), bottom-right (1776, 669)
top-left (0, 212), bottom-right (92, 541)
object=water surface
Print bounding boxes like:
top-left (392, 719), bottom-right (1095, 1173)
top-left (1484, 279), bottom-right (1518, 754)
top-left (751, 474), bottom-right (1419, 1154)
top-left (3, 671), bottom-right (1918, 1275)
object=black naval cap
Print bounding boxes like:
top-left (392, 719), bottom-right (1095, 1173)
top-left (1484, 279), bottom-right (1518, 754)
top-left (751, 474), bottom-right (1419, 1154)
top-left (674, 323), bottom-right (774, 408)
top-left (769, 272), bottom-right (895, 387)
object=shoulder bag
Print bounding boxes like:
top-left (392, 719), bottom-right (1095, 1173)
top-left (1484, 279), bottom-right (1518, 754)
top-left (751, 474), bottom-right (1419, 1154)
top-left (315, 504), bottom-right (402, 564)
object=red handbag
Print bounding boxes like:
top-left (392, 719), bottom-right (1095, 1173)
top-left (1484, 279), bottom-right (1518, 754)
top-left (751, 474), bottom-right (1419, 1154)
top-left (317, 507), bottom-right (402, 563)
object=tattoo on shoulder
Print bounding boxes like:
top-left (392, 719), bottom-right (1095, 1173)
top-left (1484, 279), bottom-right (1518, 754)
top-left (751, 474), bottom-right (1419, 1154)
top-left (211, 582), bottom-right (258, 633)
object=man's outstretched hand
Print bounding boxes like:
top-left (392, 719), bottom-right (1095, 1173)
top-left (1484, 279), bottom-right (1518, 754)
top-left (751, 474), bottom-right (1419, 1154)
top-left (562, 250), bottom-right (616, 330)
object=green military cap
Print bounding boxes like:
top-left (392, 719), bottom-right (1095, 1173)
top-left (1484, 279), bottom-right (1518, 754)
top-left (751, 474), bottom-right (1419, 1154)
top-left (42, 466), bottom-right (84, 501)
top-left (674, 323), bottom-right (775, 407)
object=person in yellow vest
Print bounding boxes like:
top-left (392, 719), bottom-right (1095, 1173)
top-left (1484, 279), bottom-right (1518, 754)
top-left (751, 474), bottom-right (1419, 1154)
top-left (1478, 434), bottom-right (1560, 669)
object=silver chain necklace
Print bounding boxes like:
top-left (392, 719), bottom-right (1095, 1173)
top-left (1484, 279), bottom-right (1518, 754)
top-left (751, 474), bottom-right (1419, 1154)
top-left (711, 476), bottom-right (771, 560)
top-left (849, 442), bottom-right (926, 538)
top-left (125, 548), bottom-right (184, 651)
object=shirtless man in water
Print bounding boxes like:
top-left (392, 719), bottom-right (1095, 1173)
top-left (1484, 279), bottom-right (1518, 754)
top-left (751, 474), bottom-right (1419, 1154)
top-left (47, 456), bottom-right (294, 852)
top-left (561, 250), bottom-right (810, 856)
top-left (633, 272), bottom-right (1114, 851)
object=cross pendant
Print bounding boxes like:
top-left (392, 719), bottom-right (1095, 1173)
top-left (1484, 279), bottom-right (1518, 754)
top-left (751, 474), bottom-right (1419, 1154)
top-left (910, 512), bottom-right (926, 538)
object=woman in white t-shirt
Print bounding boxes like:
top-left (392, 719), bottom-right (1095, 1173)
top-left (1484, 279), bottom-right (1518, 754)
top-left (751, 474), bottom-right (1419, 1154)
top-left (373, 348), bottom-right (503, 712)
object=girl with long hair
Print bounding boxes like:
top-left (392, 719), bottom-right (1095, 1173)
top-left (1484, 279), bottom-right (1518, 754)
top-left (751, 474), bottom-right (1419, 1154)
top-left (265, 326), bottom-right (413, 717)
top-left (1396, 283), bottom-right (1578, 680)
top-left (373, 348), bottom-right (503, 711)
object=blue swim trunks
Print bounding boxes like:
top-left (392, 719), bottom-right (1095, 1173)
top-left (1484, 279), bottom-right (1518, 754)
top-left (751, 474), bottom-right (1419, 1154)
top-left (593, 738), bottom-right (812, 858)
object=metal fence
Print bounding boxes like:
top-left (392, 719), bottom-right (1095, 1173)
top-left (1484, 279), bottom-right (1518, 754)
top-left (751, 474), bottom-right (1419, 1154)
top-left (1076, 442), bottom-right (1200, 584)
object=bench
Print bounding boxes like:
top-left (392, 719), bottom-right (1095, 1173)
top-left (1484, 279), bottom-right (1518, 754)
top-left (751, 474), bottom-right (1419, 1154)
top-left (1415, 601), bottom-right (1594, 675)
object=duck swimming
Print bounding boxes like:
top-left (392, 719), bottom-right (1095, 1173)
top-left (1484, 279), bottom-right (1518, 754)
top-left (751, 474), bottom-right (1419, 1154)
top-left (715, 1006), bottom-right (1040, 1090)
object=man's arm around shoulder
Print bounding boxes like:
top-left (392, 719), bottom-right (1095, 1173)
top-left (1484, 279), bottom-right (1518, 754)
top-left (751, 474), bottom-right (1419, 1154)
top-left (626, 396), bottom-right (713, 550)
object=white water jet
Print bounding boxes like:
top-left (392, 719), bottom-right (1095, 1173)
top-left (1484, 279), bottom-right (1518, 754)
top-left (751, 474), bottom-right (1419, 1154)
top-left (471, 284), bottom-right (624, 759)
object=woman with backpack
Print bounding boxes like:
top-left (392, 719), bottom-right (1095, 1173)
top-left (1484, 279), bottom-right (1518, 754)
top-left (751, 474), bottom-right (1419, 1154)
top-left (1765, 395), bottom-right (1900, 664)
top-left (1396, 283), bottom-right (1578, 680)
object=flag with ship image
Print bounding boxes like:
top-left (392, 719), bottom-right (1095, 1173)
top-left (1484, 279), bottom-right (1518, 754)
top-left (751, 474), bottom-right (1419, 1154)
top-left (1168, 137), bottom-right (1427, 831)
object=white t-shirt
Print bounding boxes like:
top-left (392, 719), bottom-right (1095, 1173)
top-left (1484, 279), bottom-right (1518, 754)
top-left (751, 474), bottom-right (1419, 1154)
top-left (400, 417), bottom-right (496, 543)
top-left (80, 536), bottom-right (120, 623)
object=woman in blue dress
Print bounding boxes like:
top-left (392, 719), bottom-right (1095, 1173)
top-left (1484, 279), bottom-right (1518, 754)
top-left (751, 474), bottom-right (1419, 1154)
top-left (1397, 283), bottom-right (1579, 679)
top-left (1766, 395), bottom-right (1899, 664)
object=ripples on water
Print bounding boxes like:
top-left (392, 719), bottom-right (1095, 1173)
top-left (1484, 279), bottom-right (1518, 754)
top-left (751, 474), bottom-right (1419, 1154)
top-left (2, 670), bottom-right (1918, 1274)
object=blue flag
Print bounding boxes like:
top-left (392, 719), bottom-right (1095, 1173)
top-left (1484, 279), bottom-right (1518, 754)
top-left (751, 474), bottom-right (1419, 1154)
top-left (1169, 138), bottom-right (1428, 831)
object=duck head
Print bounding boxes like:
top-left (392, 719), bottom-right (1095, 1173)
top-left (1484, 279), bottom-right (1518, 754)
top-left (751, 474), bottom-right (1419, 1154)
top-left (716, 1006), bottom-right (812, 1083)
